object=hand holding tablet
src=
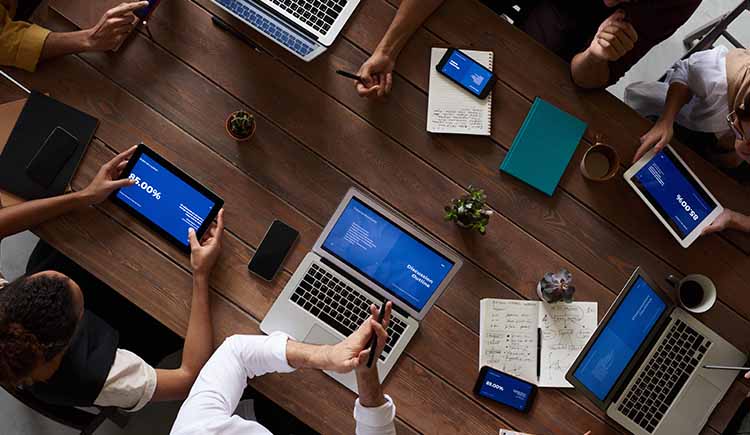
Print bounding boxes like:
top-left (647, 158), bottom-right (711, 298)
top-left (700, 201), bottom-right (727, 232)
top-left (624, 145), bottom-right (723, 248)
top-left (111, 144), bottom-right (224, 253)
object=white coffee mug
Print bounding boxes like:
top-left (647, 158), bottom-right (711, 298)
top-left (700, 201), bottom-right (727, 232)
top-left (666, 274), bottom-right (717, 314)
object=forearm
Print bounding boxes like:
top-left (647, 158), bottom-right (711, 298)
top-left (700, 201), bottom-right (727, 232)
top-left (286, 340), bottom-right (329, 370)
top-left (571, 49), bottom-right (611, 89)
top-left (40, 30), bottom-right (91, 60)
top-left (375, 0), bottom-right (444, 58)
top-left (356, 369), bottom-right (386, 408)
top-left (0, 190), bottom-right (90, 238)
top-left (180, 275), bottom-right (213, 375)
top-left (659, 82), bottom-right (692, 123)
top-left (729, 211), bottom-right (750, 232)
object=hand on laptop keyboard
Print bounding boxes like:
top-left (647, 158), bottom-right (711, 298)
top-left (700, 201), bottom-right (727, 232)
top-left (318, 301), bottom-right (392, 373)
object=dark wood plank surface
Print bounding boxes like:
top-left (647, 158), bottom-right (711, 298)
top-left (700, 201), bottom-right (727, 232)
top-left (2, 0), bottom-right (748, 433)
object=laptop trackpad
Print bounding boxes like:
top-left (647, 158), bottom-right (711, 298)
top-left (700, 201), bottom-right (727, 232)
top-left (671, 376), bottom-right (720, 430)
top-left (304, 325), bottom-right (341, 346)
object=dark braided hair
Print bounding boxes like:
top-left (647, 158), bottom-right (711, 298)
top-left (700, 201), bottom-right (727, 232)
top-left (0, 274), bottom-right (79, 386)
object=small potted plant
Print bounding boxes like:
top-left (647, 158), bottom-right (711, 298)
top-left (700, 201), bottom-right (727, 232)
top-left (444, 186), bottom-right (493, 235)
top-left (537, 269), bottom-right (575, 304)
top-left (226, 110), bottom-right (256, 142)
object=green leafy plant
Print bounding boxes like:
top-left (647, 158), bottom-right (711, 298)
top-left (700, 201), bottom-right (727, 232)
top-left (537, 269), bottom-right (575, 304)
top-left (444, 186), bottom-right (493, 235)
top-left (226, 110), bottom-right (256, 140)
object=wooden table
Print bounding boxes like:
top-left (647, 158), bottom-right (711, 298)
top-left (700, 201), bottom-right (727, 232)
top-left (2, 0), bottom-right (749, 433)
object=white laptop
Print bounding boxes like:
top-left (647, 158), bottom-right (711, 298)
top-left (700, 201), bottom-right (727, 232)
top-left (210, 0), bottom-right (360, 61)
top-left (566, 268), bottom-right (745, 435)
top-left (261, 188), bottom-right (463, 392)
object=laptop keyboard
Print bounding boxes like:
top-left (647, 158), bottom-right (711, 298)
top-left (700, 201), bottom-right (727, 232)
top-left (214, 0), bottom-right (316, 57)
top-left (290, 263), bottom-right (407, 361)
top-left (617, 319), bottom-right (711, 433)
top-left (267, 0), bottom-right (348, 34)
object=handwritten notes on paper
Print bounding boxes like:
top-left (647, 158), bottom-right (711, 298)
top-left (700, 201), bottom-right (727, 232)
top-left (479, 299), bottom-right (597, 388)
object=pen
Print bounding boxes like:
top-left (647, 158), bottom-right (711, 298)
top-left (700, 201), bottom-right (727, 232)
top-left (366, 302), bottom-right (387, 368)
top-left (703, 365), bottom-right (750, 371)
top-left (335, 69), bottom-right (364, 83)
top-left (211, 16), bottom-right (262, 53)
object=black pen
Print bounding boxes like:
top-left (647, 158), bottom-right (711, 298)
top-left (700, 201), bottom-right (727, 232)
top-left (211, 16), bottom-right (262, 53)
top-left (335, 69), bottom-right (364, 83)
top-left (366, 302), bottom-right (387, 368)
top-left (703, 365), bottom-right (750, 371)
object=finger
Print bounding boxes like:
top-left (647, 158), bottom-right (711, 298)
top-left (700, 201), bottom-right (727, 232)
top-left (188, 227), bottom-right (200, 250)
top-left (106, 1), bottom-right (149, 17)
top-left (214, 209), bottom-right (225, 240)
top-left (599, 31), bottom-right (626, 55)
top-left (360, 85), bottom-right (381, 98)
top-left (383, 301), bottom-right (392, 328)
top-left (622, 22), bottom-right (638, 43)
top-left (385, 72), bottom-right (393, 95)
top-left (104, 16), bottom-right (133, 28)
top-left (375, 74), bottom-right (386, 97)
top-left (745, 371), bottom-right (750, 379)
top-left (371, 320), bottom-right (388, 347)
top-left (107, 145), bottom-right (138, 169)
top-left (109, 178), bottom-right (136, 190)
top-left (370, 303), bottom-right (378, 318)
top-left (633, 144), bottom-right (650, 163)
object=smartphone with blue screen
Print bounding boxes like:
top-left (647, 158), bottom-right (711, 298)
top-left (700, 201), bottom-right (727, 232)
top-left (436, 48), bottom-right (497, 99)
top-left (473, 366), bottom-right (537, 413)
top-left (134, 0), bottom-right (160, 19)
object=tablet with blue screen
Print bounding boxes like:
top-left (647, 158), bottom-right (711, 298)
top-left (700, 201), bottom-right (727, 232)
top-left (112, 144), bottom-right (224, 253)
top-left (624, 145), bottom-right (723, 248)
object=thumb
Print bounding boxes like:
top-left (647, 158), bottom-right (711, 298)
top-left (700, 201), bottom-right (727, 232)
top-left (110, 178), bottom-right (136, 190)
top-left (188, 228), bottom-right (200, 250)
top-left (745, 371), bottom-right (750, 379)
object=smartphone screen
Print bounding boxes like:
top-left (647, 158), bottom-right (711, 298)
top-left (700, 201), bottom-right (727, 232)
top-left (26, 127), bottom-right (80, 188)
top-left (474, 367), bottom-right (537, 412)
top-left (436, 48), bottom-right (497, 99)
top-left (248, 220), bottom-right (299, 281)
top-left (134, 0), bottom-right (159, 19)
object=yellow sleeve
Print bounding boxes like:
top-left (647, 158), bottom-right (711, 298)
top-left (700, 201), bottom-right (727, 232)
top-left (0, 4), bottom-right (50, 72)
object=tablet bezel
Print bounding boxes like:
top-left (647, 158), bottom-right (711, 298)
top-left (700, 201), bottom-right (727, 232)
top-left (111, 143), bottom-right (224, 254)
top-left (623, 144), bottom-right (723, 248)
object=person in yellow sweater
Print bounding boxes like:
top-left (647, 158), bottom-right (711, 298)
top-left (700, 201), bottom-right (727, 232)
top-left (0, 0), bottom-right (149, 72)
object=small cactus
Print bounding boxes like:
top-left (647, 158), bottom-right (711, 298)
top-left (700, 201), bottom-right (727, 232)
top-left (227, 111), bottom-right (256, 140)
top-left (538, 269), bottom-right (575, 304)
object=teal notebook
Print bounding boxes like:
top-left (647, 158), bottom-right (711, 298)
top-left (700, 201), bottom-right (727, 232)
top-left (500, 98), bottom-right (587, 196)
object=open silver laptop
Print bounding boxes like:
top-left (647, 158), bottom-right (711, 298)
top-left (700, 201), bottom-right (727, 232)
top-left (210, 0), bottom-right (360, 61)
top-left (261, 188), bottom-right (463, 392)
top-left (566, 268), bottom-right (745, 435)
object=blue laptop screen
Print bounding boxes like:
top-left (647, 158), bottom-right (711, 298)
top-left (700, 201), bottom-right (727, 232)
top-left (573, 277), bottom-right (667, 400)
top-left (322, 197), bottom-right (454, 311)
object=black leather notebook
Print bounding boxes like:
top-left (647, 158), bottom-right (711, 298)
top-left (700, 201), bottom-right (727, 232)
top-left (0, 91), bottom-right (98, 200)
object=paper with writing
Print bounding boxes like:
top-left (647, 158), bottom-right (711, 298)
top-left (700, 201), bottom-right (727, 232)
top-left (538, 302), bottom-right (597, 387)
top-left (427, 48), bottom-right (493, 135)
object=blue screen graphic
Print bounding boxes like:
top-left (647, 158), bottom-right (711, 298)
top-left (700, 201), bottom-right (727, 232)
top-left (633, 149), bottom-right (716, 237)
top-left (322, 198), bottom-right (453, 311)
top-left (440, 50), bottom-right (493, 96)
top-left (574, 277), bottom-right (667, 400)
top-left (116, 154), bottom-right (216, 247)
top-left (478, 369), bottom-right (534, 411)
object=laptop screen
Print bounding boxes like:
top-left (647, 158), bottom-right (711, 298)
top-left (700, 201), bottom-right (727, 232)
top-left (573, 277), bottom-right (667, 400)
top-left (321, 197), bottom-right (454, 311)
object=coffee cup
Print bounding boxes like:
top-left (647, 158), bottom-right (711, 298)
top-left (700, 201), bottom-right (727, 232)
top-left (580, 143), bottom-right (620, 181)
top-left (666, 274), bottom-right (717, 314)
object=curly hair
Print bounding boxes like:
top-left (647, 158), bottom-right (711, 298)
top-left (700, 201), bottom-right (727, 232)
top-left (0, 274), bottom-right (79, 386)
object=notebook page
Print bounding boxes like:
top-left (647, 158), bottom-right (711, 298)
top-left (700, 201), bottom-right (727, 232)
top-left (479, 299), bottom-right (538, 384)
top-left (537, 302), bottom-right (597, 388)
top-left (427, 48), bottom-right (493, 135)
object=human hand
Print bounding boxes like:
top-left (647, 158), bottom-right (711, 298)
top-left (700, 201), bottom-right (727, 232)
top-left (322, 302), bottom-right (392, 373)
top-left (81, 145), bottom-right (138, 204)
top-left (702, 209), bottom-right (739, 236)
top-left (84, 2), bottom-right (148, 52)
top-left (356, 50), bottom-right (395, 98)
top-left (189, 208), bottom-right (225, 278)
top-left (735, 138), bottom-right (750, 162)
top-left (587, 10), bottom-right (638, 62)
top-left (633, 118), bottom-right (673, 163)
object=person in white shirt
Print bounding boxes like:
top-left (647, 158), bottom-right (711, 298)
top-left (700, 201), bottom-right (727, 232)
top-left (170, 302), bottom-right (397, 435)
top-left (625, 47), bottom-right (750, 236)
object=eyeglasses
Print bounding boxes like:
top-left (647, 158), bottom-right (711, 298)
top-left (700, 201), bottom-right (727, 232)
top-left (727, 111), bottom-right (746, 141)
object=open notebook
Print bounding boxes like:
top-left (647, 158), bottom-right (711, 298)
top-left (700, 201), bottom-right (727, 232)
top-left (427, 48), bottom-right (493, 135)
top-left (479, 299), bottom-right (597, 388)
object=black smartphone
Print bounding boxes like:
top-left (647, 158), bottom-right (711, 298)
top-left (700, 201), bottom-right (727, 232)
top-left (26, 126), bottom-right (80, 188)
top-left (134, 0), bottom-right (160, 19)
top-left (436, 48), bottom-right (497, 99)
top-left (473, 366), bottom-right (537, 413)
top-left (248, 220), bottom-right (299, 281)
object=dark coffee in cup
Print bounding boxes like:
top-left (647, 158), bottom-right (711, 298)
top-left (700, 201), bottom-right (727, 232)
top-left (679, 280), bottom-right (704, 309)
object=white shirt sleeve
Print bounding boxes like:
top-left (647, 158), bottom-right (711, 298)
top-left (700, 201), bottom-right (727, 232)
top-left (354, 395), bottom-right (397, 435)
top-left (668, 58), bottom-right (690, 87)
top-left (94, 349), bottom-right (157, 412)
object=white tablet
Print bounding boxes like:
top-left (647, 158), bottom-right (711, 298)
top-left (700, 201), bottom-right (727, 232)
top-left (624, 145), bottom-right (723, 248)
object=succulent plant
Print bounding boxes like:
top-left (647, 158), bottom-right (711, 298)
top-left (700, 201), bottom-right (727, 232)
top-left (444, 185), bottom-right (493, 235)
top-left (227, 110), bottom-right (256, 140)
top-left (538, 269), bottom-right (575, 304)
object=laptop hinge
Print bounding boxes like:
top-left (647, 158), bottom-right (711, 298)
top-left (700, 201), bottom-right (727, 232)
top-left (319, 257), bottom-right (411, 319)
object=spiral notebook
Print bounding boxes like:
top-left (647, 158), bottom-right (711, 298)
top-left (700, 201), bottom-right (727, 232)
top-left (427, 48), bottom-right (493, 135)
